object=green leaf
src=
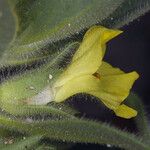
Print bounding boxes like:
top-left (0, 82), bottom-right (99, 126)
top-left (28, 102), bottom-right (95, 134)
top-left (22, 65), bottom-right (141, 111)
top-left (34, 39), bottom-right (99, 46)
top-left (0, 0), bottom-right (15, 57)
top-left (1, 104), bottom-right (76, 119)
top-left (125, 93), bottom-right (150, 145)
top-left (1, 0), bottom-right (150, 67)
top-left (9, 0), bottom-right (123, 44)
top-left (33, 145), bottom-right (58, 150)
top-left (102, 0), bottom-right (150, 28)
top-left (0, 135), bottom-right (42, 150)
top-left (0, 116), bottom-right (150, 150)
top-left (0, 127), bottom-right (11, 138)
top-left (1, 0), bottom-right (123, 67)
top-left (47, 102), bottom-right (78, 117)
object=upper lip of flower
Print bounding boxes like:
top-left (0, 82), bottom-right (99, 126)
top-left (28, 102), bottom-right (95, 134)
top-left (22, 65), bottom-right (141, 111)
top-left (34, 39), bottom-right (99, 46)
top-left (54, 26), bottom-right (123, 88)
top-left (53, 25), bottom-right (139, 119)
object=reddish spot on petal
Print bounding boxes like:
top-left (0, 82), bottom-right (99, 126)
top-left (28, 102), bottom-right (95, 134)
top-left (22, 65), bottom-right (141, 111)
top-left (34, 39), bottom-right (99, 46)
top-left (93, 72), bottom-right (100, 79)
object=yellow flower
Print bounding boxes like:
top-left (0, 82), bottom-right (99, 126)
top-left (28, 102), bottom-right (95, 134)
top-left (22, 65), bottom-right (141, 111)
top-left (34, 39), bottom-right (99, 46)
top-left (53, 26), bottom-right (139, 119)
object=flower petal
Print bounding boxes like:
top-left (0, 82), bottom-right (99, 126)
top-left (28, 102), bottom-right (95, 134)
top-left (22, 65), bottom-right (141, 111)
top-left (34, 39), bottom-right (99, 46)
top-left (114, 104), bottom-right (137, 119)
top-left (54, 75), bottom-right (100, 102)
top-left (72, 26), bottom-right (122, 60)
top-left (97, 61), bottom-right (124, 76)
top-left (94, 71), bottom-right (139, 109)
top-left (54, 70), bottom-right (138, 104)
top-left (54, 70), bottom-right (138, 119)
top-left (54, 26), bottom-right (122, 87)
top-left (96, 62), bottom-right (139, 109)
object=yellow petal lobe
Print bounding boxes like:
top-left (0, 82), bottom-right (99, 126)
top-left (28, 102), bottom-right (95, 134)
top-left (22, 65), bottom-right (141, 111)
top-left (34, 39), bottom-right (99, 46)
top-left (97, 61), bottom-right (124, 76)
top-left (114, 104), bottom-right (137, 119)
top-left (98, 71), bottom-right (139, 103)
